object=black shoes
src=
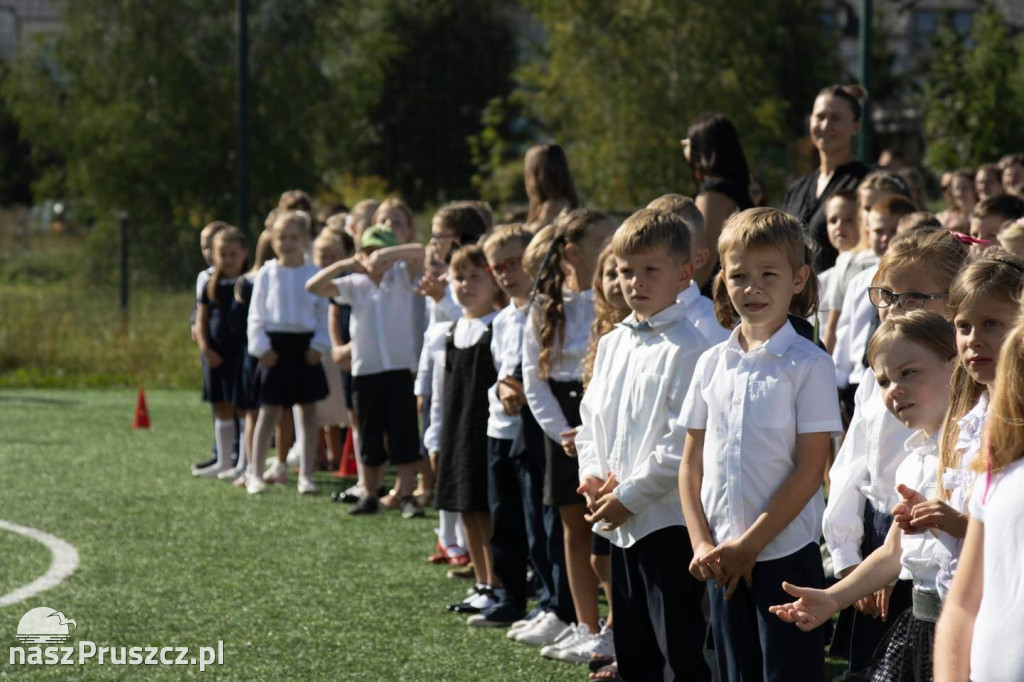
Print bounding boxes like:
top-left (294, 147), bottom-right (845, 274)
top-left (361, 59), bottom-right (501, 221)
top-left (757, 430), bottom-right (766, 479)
top-left (348, 496), bottom-right (380, 516)
top-left (400, 496), bottom-right (425, 519)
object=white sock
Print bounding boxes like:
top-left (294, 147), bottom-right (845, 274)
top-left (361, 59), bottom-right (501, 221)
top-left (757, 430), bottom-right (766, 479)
top-left (455, 513), bottom-right (467, 549)
top-left (438, 510), bottom-right (459, 549)
top-left (235, 416), bottom-right (249, 472)
top-left (214, 418), bottom-right (235, 470)
top-left (352, 428), bottom-right (365, 488)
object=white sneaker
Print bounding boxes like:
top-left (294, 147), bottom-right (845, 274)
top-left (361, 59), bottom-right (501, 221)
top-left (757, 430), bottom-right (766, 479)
top-left (246, 472), bottom-right (267, 495)
top-left (192, 462), bottom-right (229, 478)
top-left (557, 625), bottom-right (614, 664)
top-left (297, 476), bottom-right (318, 495)
top-left (515, 613), bottom-right (572, 646)
top-left (263, 459), bottom-right (287, 484)
top-left (508, 610), bottom-right (546, 638)
top-left (540, 623), bottom-right (591, 660)
top-left (217, 466), bottom-right (244, 481)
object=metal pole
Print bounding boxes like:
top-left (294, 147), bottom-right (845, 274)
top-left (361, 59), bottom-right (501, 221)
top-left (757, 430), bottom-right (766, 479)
top-left (117, 211), bottom-right (129, 316)
top-left (858, 0), bottom-right (873, 162)
top-left (237, 0), bottom-right (251, 236)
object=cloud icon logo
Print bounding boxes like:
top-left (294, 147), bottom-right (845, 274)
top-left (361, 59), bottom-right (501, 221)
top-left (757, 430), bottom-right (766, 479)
top-left (17, 607), bottom-right (77, 645)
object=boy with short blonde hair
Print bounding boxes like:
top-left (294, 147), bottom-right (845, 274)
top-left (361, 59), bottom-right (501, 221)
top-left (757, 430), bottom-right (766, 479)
top-left (576, 208), bottom-right (712, 680)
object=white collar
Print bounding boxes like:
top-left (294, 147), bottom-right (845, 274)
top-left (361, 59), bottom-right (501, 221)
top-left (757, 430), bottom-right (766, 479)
top-left (725, 319), bottom-right (798, 358)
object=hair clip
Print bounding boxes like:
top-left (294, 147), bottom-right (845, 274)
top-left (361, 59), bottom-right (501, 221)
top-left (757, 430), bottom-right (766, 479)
top-left (950, 231), bottom-right (990, 246)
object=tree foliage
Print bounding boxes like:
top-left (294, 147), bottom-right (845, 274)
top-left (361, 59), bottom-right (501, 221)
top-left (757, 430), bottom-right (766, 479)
top-left (473, 0), bottom-right (838, 211)
top-left (920, 7), bottom-right (1024, 172)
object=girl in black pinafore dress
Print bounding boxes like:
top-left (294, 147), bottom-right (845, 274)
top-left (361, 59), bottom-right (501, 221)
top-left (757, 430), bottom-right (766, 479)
top-left (429, 246), bottom-right (503, 605)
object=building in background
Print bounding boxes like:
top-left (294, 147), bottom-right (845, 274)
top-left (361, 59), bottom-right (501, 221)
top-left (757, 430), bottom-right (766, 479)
top-left (0, 0), bottom-right (61, 58)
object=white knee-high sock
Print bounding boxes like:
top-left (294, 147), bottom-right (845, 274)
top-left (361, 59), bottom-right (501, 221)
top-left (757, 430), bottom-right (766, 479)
top-left (438, 509), bottom-right (459, 549)
top-left (235, 415), bottom-right (249, 472)
top-left (352, 427), bottom-right (365, 488)
top-left (214, 418), bottom-right (236, 470)
top-left (455, 512), bottom-right (467, 549)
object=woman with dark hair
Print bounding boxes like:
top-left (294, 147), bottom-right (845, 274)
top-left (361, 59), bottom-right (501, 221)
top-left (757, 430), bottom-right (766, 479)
top-left (681, 113), bottom-right (753, 291)
top-left (783, 85), bottom-right (870, 272)
top-left (524, 144), bottom-right (582, 230)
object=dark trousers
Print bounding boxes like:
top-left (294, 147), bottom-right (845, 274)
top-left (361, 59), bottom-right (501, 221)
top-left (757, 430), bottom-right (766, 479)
top-left (709, 542), bottom-right (826, 682)
top-left (612, 526), bottom-right (711, 682)
top-left (487, 436), bottom-right (550, 613)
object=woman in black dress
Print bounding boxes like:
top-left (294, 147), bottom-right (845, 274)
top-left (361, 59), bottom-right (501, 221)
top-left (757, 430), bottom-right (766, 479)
top-left (682, 113), bottom-right (753, 293)
top-left (783, 85), bottom-right (870, 272)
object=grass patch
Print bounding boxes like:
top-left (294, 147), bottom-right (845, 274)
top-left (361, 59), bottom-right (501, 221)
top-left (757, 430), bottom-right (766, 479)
top-left (0, 530), bottom-right (52, 600)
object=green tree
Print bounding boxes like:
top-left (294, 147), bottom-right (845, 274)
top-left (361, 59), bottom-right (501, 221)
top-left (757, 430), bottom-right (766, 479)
top-left (920, 7), bottom-right (1024, 172)
top-left (476, 0), bottom-right (837, 211)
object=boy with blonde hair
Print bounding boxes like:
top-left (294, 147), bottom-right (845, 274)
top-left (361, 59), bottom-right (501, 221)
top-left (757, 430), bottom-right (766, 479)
top-left (576, 208), bottom-right (712, 680)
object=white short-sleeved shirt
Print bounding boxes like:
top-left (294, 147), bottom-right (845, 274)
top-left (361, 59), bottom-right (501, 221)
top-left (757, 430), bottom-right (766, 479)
top-left (522, 288), bottom-right (594, 442)
top-left (331, 261), bottom-right (418, 376)
top-left (833, 265), bottom-right (878, 388)
top-left (823, 377), bottom-right (914, 574)
top-left (576, 303), bottom-right (709, 548)
top-left (487, 303), bottom-right (527, 441)
top-left (934, 393), bottom-right (987, 599)
top-left (421, 313), bottom-right (500, 453)
top-left (968, 457), bottom-right (1024, 681)
top-left (247, 260), bottom-right (330, 358)
top-left (893, 430), bottom-right (941, 592)
top-left (676, 281), bottom-right (731, 346)
top-left (680, 321), bottom-right (843, 561)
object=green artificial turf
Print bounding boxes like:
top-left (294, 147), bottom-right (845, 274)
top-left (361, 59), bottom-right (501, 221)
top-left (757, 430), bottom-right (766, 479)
top-left (0, 389), bottom-right (849, 680)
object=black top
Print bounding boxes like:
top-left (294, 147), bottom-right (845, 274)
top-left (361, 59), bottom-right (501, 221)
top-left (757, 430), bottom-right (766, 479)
top-left (201, 278), bottom-right (247, 354)
top-left (783, 160), bottom-right (869, 272)
top-left (700, 177), bottom-right (754, 211)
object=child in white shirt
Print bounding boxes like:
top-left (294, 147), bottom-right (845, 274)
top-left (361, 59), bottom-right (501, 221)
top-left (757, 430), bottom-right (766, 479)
top-left (679, 208), bottom-right (841, 681)
top-left (576, 209), bottom-right (713, 680)
top-left (305, 225), bottom-right (425, 516)
top-left (771, 311), bottom-right (957, 682)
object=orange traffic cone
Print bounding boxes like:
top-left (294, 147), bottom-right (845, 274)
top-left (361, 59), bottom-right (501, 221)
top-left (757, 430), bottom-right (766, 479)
top-left (336, 428), bottom-right (358, 477)
top-left (133, 387), bottom-right (151, 429)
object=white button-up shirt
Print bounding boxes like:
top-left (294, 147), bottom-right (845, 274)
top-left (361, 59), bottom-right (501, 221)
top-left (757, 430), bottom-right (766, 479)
top-left (833, 265), bottom-right (878, 388)
top-left (331, 261), bottom-right (418, 376)
top-left (822, 376), bottom-right (914, 574)
top-left (486, 303), bottom-right (527, 441)
top-left (522, 288), bottom-right (594, 442)
top-left (421, 313), bottom-right (500, 453)
top-left (576, 303), bottom-right (710, 548)
top-left (676, 281), bottom-right (731, 346)
top-left (247, 260), bottom-right (330, 358)
top-left (894, 430), bottom-right (941, 592)
top-left (680, 321), bottom-right (842, 561)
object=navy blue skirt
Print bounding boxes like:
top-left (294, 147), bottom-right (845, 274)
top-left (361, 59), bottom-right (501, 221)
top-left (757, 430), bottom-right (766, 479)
top-left (251, 332), bottom-right (328, 407)
top-left (202, 350), bottom-right (245, 407)
top-left (238, 353), bottom-right (260, 411)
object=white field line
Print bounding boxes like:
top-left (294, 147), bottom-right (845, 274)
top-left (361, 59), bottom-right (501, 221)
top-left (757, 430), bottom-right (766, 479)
top-left (0, 520), bottom-right (79, 607)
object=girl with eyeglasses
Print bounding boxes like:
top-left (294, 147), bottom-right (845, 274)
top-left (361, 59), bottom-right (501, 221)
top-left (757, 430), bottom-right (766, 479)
top-left (822, 229), bottom-right (968, 675)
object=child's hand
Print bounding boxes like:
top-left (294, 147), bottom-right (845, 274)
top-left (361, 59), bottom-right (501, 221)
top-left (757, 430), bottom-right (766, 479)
top-left (560, 428), bottom-right (578, 458)
top-left (203, 348), bottom-right (223, 368)
top-left (689, 540), bottom-right (718, 582)
top-left (584, 491), bottom-right (632, 531)
top-left (190, 326), bottom-right (199, 343)
top-left (700, 537), bottom-right (757, 599)
top-left (768, 582), bottom-right (842, 632)
top-left (893, 484), bottom-right (928, 534)
top-left (260, 350), bottom-right (279, 368)
top-left (577, 475), bottom-right (605, 510)
top-left (305, 348), bottom-right (321, 366)
top-left (853, 593), bottom-right (880, 618)
top-left (497, 377), bottom-right (525, 416)
top-left (874, 584), bottom-right (894, 622)
top-left (330, 343), bottom-right (352, 372)
top-left (351, 253), bottom-right (371, 276)
top-left (910, 499), bottom-right (968, 537)
top-left (415, 273), bottom-right (447, 302)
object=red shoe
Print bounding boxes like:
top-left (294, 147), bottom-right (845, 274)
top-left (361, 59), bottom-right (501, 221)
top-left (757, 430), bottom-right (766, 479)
top-left (446, 548), bottom-right (470, 567)
top-left (428, 540), bottom-right (448, 565)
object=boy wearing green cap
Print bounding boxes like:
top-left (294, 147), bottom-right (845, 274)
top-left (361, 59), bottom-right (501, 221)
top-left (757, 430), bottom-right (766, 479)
top-left (307, 226), bottom-right (427, 516)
